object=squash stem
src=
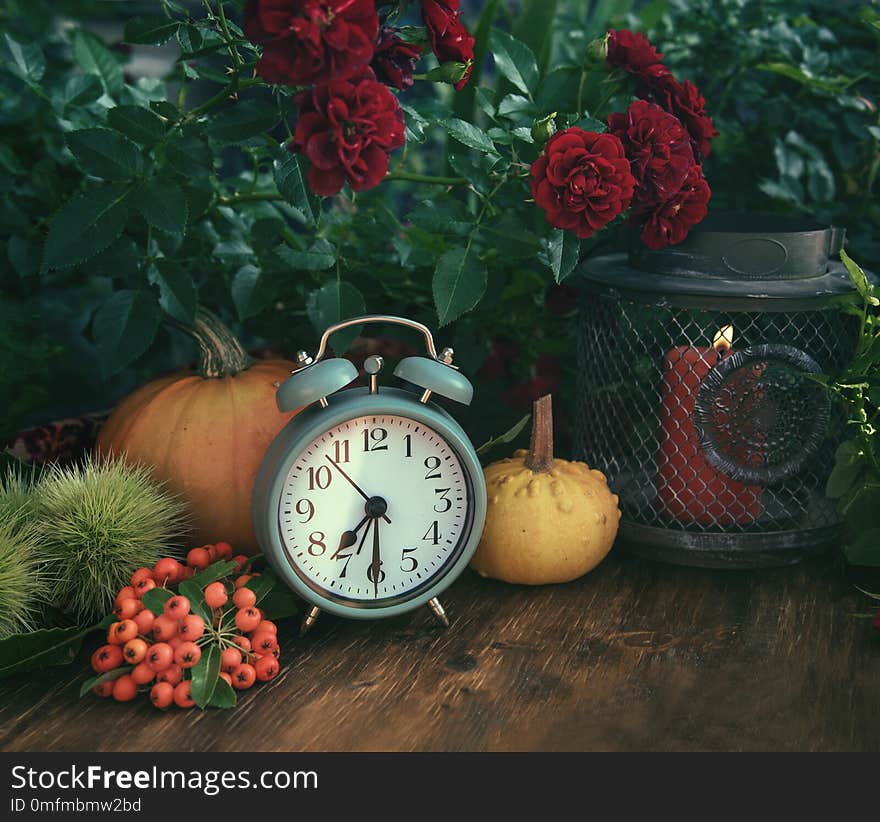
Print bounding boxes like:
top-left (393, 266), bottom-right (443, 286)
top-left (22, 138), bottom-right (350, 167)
top-left (524, 394), bottom-right (555, 473)
top-left (178, 308), bottom-right (253, 379)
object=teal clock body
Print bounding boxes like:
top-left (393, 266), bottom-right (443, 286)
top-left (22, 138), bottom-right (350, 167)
top-left (252, 316), bottom-right (487, 630)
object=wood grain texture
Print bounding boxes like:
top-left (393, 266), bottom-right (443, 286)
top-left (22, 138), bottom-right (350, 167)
top-left (1, 552), bottom-right (878, 752)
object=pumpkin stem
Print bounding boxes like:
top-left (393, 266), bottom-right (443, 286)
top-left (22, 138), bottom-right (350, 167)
top-left (180, 307), bottom-right (253, 379)
top-left (524, 394), bottom-right (555, 473)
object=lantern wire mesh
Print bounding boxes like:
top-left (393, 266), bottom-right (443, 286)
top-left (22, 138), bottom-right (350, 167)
top-left (575, 290), bottom-right (855, 540)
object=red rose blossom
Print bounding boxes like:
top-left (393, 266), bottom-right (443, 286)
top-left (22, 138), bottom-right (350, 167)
top-left (607, 29), bottom-right (667, 75)
top-left (371, 28), bottom-right (421, 90)
top-left (420, 0), bottom-right (475, 90)
top-left (638, 74), bottom-right (718, 158)
top-left (244, 0), bottom-right (379, 86)
top-left (291, 75), bottom-right (405, 196)
top-left (639, 165), bottom-right (711, 249)
top-left (530, 127), bottom-right (635, 240)
top-left (608, 100), bottom-right (695, 213)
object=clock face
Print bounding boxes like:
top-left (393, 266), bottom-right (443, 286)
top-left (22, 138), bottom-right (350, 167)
top-left (276, 414), bottom-right (473, 607)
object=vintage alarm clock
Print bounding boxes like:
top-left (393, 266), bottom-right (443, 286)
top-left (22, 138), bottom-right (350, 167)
top-left (253, 315), bottom-right (487, 634)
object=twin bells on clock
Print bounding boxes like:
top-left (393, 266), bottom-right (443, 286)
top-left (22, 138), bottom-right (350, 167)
top-left (275, 315), bottom-right (474, 411)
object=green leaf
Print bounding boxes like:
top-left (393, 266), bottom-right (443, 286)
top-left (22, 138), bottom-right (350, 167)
top-left (245, 571), bottom-right (277, 604)
top-left (78, 665), bottom-right (133, 698)
top-left (476, 413), bottom-right (531, 455)
top-left (59, 74), bottom-right (103, 109)
top-left (258, 589), bottom-right (301, 620)
top-left (844, 529), bottom-right (880, 566)
top-left (841, 482), bottom-right (880, 533)
top-left (231, 263), bottom-right (271, 321)
top-left (141, 587), bottom-right (174, 616)
top-left (71, 29), bottom-right (123, 97)
top-left (401, 103), bottom-right (429, 144)
top-left (107, 105), bottom-right (167, 146)
top-left (189, 560), bottom-right (238, 588)
top-left (148, 259), bottom-right (196, 324)
top-left (0, 625), bottom-right (95, 680)
top-left (407, 198), bottom-right (472, 236)
top-left (189, 644), bottom-right (221, 709)
top-left (274, 150), bottom-right (316, 226)
top-left (537, 66), bottom-right (581, 112)
top-left (540, 228), bottom-right (581, 283)
top-left (124, 17), bottom-right (182, 46)
top-left (4, 34), bottom-right (46, 84)
top-left (826, 440), bottom-right (863, 499)
top-left (497, 93), bottom-right (538, 118)
top-left (41, 184), bottom-right (131, 271)
top-left (165, 131), bottom-right (213, 177)
top-left (210, 99), bottom-right (280, 143)
top-left (490, 29), bottom-right (540, 97)
top-left (306, 280), bottom-right (365, 353)
top-left (67, 128), bottom-right (143, 180)
top-left (841, 250), bottom-right (879, 306)
top-left (133, 177), bottom-right (188, 234)
top-left (207, 677), bottom-right (237, 709)
top-left (178, 580), bottom-right (211, 623)
top-left (756, 62), bottom-right (859, 95)
top-left (433, 246), bottom-right (488, 326)
top-left (479, 214), bottom-right (541, 260)
top-left (93, 289), bottom-right (162, 377)
top-left (276, 238), bottom-right (336, 271)
top-left (439, 118), bottom-right (496, 153)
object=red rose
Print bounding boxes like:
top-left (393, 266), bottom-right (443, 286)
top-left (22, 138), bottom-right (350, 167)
top-left (639, 165), bottom-right (711, 249)
top-left (291, 75), bottom-right (405, 196)
top-left (608, 100), bottom-right (695, 213)
top-left (371, 28), bottom-right (421, 90)
top-left (420, 0), bottom-right (475, 90)
top-left (530, 127), bottom-right (635, 240)
top-left (638, 74), bottom-right (718, 158)
top-left (244, 0), bottom-right (378, 86)
top-left (607, 29), bottom-right (667, 75)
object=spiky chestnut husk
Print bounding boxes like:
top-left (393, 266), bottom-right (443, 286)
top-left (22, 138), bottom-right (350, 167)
top-left (0, 521), bottom-right (48, 638)
top-left (0, 464), bottom-right (39, 535)
top-left (33, 456), bottom-right (187, 622)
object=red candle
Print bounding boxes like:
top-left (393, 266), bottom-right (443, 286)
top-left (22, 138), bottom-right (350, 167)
top-left (656, 329), bottom-right (761, 525)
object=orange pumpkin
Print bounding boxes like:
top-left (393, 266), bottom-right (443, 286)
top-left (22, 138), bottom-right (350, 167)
top-left (96, 308), bottom-right (302, 554)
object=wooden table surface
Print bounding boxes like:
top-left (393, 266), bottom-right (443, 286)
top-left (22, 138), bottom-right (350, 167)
top-left (1, 551), bottom-right (878, 752)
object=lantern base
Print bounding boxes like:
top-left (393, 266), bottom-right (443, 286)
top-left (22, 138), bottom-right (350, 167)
top-left (617, 521), bottom-right (840, 569)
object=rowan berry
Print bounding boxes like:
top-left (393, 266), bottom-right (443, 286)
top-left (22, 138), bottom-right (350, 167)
top-left (251, 632), bottom-right (278, 655)
top-left (133, 609), bottom-right (155, 636)
top-left (206, 544), bottom-right (218, 562)
top-left (174, 641), bottom-right (201, 669)
top-left (186, 547), bottom-right (211, 569)
top-left (173, 680), bottom-right (195, 708)
top-left (155, 663), bottom-right (182, 685)
top-left (112, 674), bottom-right (137, 702)
top-left (153, 557), bottom-right (184, 585)
top-left (135, 578), bottom-right (156, 596)
top-left (150, 681), bottom-right (175, 709)
top-left (232, 587), bottom-right (257, 609)
top-left (232, 554), bottom-right (249, 571)
top-left (147, 642), bottom-right (174, 672)
top-left (123, 638), bottom-right (149, 664)
top-left (178, 614), bottom-right (205, 640)
top-left (233, 635), bottom-right (251, 652)
top-left (164, 595), bottom-right (190, 619)
top-left (204, 582), bottom-right (228, 609)
top-left (219, 672), bottom-right (232, 687)
top-left (231, 663), bottom-right (256, 690)
top-left (255, 655), bottom-right (279, 682)
top-left (220, 647), bottom-right (242, 673)
top-left (234, 574), bottom-right (253, 590)
top-left (168, 636), bottom-right (183, 651)
top-left (114, 597), bottom-right (143, 620)
top-left (130, 567), bottom-right (154, 587)
top-left (93, 681), bottom-right (114, 698)
top-left (235, 607), bottom-right (261, 633)
top-left (255, 620), bottom-right (277, 635)
top-left (152, 614), bottom-right (178, 642)
top-left (91, 644), bottom-right (123, 673)
top-left (109, 619), bottom-right (138, 645)
top-left (114, 586), bottom-right (137, 607)
top-left (131, 661), bottom-right (155, 685)
top-left (214, 542), bottom-right (233, 560)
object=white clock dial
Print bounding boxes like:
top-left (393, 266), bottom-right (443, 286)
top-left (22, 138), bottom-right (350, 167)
top-left (276, 414), bottom-right (472, 605)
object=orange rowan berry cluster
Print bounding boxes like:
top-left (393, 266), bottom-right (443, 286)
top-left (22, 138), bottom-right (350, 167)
top-left (88, 542), bottom-right (282, 709)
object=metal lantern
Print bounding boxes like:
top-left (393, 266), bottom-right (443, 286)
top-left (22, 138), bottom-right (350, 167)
top-left (574, 214), bottom-right (862, 568)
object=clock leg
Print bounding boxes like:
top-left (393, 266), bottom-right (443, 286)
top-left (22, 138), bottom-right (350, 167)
top-left (299, 605), bottom-right (321, 636)
top-left (427, 597), bottom-right (449, 628)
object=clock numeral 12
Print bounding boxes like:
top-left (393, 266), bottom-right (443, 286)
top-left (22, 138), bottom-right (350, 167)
top-left (363, 427), bottom-right (388, 451)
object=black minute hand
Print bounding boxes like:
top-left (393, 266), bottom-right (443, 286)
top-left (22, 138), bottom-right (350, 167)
top-left (325, 456), bottom-right (392, 524)
top-left (371, 519), bottom-right (382, 599)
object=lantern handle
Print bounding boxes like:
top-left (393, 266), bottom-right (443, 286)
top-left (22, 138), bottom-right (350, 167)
top-left (312, 315), bottom-right (441, 363)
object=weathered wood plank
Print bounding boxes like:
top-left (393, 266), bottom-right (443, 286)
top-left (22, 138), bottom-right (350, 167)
top-left (1, 553), bottom-right (878, 751)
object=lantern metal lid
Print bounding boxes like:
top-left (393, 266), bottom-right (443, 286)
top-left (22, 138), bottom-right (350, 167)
top-left (578, 212), bottom-right (858, 310)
